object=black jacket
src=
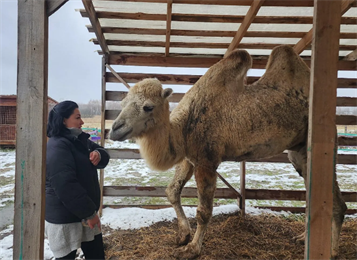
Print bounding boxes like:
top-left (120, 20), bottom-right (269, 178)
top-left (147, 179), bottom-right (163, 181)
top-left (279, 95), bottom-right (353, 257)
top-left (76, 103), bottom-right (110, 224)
top-left (45, 132), bottom-right (109, 224)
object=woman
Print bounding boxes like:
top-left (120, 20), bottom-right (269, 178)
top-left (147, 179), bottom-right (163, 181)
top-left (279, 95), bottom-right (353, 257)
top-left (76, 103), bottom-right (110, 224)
top-left (46, 100), bottom-right (109, 259)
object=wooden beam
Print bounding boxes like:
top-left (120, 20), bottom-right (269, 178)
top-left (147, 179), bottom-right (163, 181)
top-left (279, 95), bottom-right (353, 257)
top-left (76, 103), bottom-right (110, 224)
top-left (82, 0), bottom-right (109, 53)
top-left (93, 0), bottom-right (357, 7)
top-left (99, 55), bottom-right (108, 217)
top-left (14, 0), bottom-right (48, 259)
top-left (165, 0), bottom-right (173, 56)
top-left (88, 26), bottom-right (357, 39)
top-left (46, 0), bottom-right (68, 16)
top-left (225, 0), bottom-right (265, 57)
top-left (95, 39), bottom-right (356, 51)
top-left (106, 74), bottom-right (356, 89)
top-left (105, 64), bottom-right (131, 89)
top-left (305, 0), bottom-right (342, 258)
top-left (107, 53), bottom-right (357, 70)
top-left (239, 161), bottom-right (246, 216)
top-left (102, 185), bottom-right (357, 203)
top-left (81, 10), bottom-right (356, 24)
top-left (105, 148), bottom-right (357, 165)
top-left (294, 0), bottom-right (355, 54)
top-left (106, 90), bottom-right (357, 107)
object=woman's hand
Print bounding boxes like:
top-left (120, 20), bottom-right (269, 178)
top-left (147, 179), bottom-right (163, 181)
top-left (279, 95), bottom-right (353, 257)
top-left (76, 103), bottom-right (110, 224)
top-left (86, 214), bottom-right (102, 231)
top-left (89, 151), bottom-right (100, 166)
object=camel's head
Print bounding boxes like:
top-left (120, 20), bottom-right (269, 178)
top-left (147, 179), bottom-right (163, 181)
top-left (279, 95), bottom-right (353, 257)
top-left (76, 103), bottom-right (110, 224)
top-left (109, 78), bottom-right (172, 141)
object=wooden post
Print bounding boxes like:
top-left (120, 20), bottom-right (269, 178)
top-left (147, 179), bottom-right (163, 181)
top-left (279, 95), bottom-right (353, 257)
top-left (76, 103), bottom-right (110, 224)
top-left (99, 55), bottom-right (108, 217)
top-left (14, 0), bottom-right (48, 259)
top-left (305, 0), bottom-right (341, 259)
top-left (239, 161), bottom-right (246, 216)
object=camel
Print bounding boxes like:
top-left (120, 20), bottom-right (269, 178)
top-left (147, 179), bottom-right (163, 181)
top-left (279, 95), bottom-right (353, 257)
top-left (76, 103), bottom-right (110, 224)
top-left (109, 45), bottom-right (347, 259)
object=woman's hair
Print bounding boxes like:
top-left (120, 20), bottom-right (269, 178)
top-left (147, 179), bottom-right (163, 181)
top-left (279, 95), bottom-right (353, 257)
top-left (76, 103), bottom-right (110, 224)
top-left (47, 100), bottom-right (78, 137)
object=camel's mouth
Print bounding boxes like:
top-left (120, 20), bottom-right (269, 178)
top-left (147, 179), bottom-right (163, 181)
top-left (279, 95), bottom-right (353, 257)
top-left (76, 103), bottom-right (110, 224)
top-left (110, 128), bottom-right (133, 141)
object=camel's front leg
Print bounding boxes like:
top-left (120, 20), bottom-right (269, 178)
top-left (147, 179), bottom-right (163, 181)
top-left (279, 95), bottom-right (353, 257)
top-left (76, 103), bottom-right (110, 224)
top-left (166, 160), bottom-right (194, 245)
top-left (173, 165), bottom-right (217, 259)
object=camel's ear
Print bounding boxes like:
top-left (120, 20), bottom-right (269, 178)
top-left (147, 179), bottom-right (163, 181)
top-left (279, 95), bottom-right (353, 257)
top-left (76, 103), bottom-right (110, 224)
top-left (162, 88), bottom-right (173, 99)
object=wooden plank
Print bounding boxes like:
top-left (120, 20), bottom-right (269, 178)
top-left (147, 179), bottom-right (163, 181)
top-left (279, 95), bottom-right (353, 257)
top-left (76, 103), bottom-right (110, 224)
top-left (338, 136), bottom-right (357, 146)
top-left (108, 53), bottom-right (357, 70)
top-left (165, 0), bottom-right (173, 56)
top-left (46, 0), bottom-right (68, 16)
top-left (343, 48), bottom-right (357, 61)
top-left (81, 0), bottom-right (109, 53)
top-left (88, 26), bottom-right (357, 39)
top-left (95, 39), bottom-right (357, 51)
top-left (81, 10), bottom-right (356, 24)
top-left (239, 161), bottom-right (246, 216)
top-left (305, 1), bottom-right (342, 258)
top-left (105, 109), bottom-right (357, 126)
top-left (336, 97), bottom-right (357, 107)
top-left (14, 0), bottom-right (47, 259)
top-left (95, 0), bottom-right (357, 7)
top-left (257, 206), bottom-right (357, 215)
top-left (92, 0), bottom-right (314, 6)
top-left (106, 74), bottom-right (355, 89)
top-left (106, 90), bottom-right (356, 107)
top-left (336, 115), bottom-right (357, 125)
top-left (294, 0), bottom-right (355, 54)
top-left (102, 186), bottom-right (357, 202)
top-left (106, 148), bottom-right (357, 165)
top-left (225, 0), bottom-right (265, 57)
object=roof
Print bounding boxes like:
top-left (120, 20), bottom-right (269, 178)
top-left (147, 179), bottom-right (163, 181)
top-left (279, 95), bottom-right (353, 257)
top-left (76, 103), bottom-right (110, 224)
top-left (0, 95), bottom-right (58, 106)
top-left (80, 0), bottom-right (357, 66)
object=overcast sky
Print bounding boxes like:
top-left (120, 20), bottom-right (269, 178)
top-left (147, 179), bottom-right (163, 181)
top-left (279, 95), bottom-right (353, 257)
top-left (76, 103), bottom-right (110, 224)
top-left (1, 0), bottom-right (356, 104)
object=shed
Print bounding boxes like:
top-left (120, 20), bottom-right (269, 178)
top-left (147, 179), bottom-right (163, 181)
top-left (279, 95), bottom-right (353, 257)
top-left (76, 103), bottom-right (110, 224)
top-left (14, 0), bottom-right (357, 259)
top-left (0, 95), bottom-right (58, 146)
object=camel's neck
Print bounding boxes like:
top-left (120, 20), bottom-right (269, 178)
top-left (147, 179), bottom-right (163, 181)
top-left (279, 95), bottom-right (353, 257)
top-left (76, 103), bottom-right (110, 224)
top-left (136, 118), bottom-right (185, 171)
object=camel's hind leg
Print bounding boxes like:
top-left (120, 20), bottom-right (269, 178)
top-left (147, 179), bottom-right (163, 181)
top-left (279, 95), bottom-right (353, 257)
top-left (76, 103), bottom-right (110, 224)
top-left (288, 143), bottom-right (347, 257)
top-left (173, 165), bottom-right (217, 259)
top-left (165, 159), bottom-right (194, 246)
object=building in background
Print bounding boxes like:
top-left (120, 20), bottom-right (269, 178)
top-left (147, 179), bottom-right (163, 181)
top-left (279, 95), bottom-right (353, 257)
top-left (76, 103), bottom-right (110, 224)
top-left (0, 95), bottom-right (58, 147)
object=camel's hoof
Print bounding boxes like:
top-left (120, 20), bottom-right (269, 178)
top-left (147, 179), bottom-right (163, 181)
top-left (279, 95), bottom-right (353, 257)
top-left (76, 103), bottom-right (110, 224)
top-left (293, 231), bottom-right (305, 245)
top-left (173, 243), bottom-right (200, 259)
top-left (176, 231), bottom-right (190, 246)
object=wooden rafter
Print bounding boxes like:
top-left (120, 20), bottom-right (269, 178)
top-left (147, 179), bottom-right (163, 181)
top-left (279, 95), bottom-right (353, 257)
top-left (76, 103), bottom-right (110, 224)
top-left (343, 48), bottom-right (357, 61)
top-left (294, 0), bottom-right (355, 54)
top-left (46, 0), bottom-right (68, 16)
top-left (165, 0), bottom-right (173, 56)
top-left (82, 0), bottom-right (109, 54)
top-left (80, 10), bottom-right (356, 25)
top-left (225, 0), bottom-right (265, 57)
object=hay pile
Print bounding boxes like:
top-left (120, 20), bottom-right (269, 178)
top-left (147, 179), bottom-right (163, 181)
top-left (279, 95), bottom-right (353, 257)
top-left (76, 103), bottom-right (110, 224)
top-left (102, 213), bottom-right (357, 259)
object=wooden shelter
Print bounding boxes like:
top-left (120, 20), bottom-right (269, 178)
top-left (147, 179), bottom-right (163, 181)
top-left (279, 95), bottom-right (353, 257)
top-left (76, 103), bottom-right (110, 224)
top-left (0, 95), bottom-right (57, 146)
top-left (15, 0), bottom-right (356, 259)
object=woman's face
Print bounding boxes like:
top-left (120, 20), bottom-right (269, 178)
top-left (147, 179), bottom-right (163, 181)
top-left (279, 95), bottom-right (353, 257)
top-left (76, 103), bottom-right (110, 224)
top-left (63, 108), bottom-right (84, 129)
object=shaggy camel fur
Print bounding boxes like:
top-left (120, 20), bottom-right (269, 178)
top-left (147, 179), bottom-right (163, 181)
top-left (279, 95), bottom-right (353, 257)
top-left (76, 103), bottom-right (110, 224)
top-left (109, 45), bottom-right (347, 259)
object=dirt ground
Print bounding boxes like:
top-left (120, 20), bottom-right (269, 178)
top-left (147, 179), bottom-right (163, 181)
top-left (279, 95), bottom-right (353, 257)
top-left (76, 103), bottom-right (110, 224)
top-left (102, 213), bottom-right (357, 260)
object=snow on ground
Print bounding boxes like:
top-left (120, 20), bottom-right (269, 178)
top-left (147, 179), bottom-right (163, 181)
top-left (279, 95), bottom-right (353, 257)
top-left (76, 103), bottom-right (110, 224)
top-left (0, 143), bottom-right (356, 259)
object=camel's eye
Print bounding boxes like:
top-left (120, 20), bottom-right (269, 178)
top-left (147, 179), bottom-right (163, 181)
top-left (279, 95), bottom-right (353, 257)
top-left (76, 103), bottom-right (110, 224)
top-left (143, 106), bottom-right (154, 112)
